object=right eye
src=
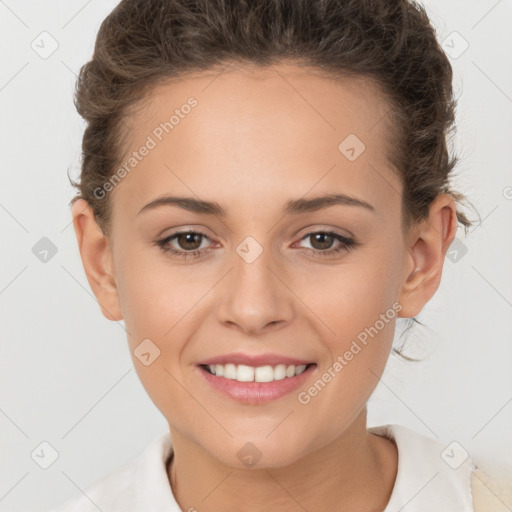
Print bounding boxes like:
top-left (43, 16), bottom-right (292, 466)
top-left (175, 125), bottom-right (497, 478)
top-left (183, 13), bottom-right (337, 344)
top-left (156, 230), bottom-right (214, 260)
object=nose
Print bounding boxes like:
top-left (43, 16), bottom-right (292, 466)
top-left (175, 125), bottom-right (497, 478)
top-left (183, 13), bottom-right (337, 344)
top-left (216, 244), bottom-right (294, 335)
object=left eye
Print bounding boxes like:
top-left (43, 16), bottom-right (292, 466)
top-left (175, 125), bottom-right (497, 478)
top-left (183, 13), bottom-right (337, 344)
top-left (298, 232), bottom-right (344, 250)
top-left (293, 231), bottom-right (356, 256)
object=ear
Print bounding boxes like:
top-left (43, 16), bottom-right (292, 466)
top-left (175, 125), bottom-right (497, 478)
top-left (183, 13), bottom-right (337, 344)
top-left (71, 198), bottom-right (123, 321)
top-left (398, 194), bottom-right (458, 318)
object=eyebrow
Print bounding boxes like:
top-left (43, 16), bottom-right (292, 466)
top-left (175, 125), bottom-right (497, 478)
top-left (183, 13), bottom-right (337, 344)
top-left (137, 193), bottom-right (376, 216)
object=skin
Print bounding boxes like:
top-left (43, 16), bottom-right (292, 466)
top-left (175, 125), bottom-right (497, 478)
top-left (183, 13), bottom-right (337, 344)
top-left (72, 62), bottom-right (458, 511)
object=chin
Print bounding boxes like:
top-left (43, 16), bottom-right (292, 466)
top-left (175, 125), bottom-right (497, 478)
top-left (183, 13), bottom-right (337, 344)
top-left (207, 435), bottom-right (307, 471)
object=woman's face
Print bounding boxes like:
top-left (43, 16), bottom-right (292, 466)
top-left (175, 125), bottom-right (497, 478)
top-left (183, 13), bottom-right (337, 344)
top-left (83, 63), bottom-right (420, 468)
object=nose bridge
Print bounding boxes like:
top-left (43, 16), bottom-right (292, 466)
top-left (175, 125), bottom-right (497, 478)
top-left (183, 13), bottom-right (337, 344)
top-left (216, 235), bottom-right (293, 333)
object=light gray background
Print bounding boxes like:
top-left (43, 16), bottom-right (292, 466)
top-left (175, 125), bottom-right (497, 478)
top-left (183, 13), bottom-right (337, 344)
top-left (1, 1), bottom-right (511, 510)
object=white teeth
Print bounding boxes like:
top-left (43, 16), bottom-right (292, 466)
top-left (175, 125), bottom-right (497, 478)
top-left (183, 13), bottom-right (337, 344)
top-left (224, 363), bottom-right (237, 379)
top-left (254, 365), bottom-right (274, 382)
top-left (295, 364), bottom-right (307, 375)
top-left (273, 364), bottom-right (287, 381)
top-left (236, 364), bottom-right (254, 382)
top-left (204, 363), bottom-right (311, 382)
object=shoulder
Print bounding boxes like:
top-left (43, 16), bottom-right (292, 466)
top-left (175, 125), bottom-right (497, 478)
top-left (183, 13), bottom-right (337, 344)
top-left (50, 432), bottom-right (173, 512)
top-left (471, 465), bottom-right (512, 512)
top-left (51, 459), bottom-right (137, 512)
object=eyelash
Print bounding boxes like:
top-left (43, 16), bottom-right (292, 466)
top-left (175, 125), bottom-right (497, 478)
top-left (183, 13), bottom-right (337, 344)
top-left (155, 229), bottom-right (357, 261)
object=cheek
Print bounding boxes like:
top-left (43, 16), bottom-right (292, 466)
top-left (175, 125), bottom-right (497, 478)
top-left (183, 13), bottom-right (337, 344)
top-left (115, 254), bottom-right (209, 417)
top-left (115, 256), bottom-right (217, 407)
top-left (115, 249), bottom-right (209, 342)
top-left (303, 250), bottom-right (400, 333)
top-left (300, 269), bottom-right (398, 433)
top-left (302, 246), bottom-right (401, 379)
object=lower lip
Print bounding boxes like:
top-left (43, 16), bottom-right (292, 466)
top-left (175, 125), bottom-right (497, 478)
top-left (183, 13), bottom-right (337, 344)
top-left (196, 364), bottom-right (317, 405)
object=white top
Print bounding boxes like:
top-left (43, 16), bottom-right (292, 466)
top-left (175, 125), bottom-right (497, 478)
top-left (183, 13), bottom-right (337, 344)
top-left (51, 424), bottom-right (476, 512)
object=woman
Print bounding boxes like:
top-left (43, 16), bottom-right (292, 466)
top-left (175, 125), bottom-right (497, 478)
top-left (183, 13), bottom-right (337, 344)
top-left (55, 0), bottom-right (510, 510)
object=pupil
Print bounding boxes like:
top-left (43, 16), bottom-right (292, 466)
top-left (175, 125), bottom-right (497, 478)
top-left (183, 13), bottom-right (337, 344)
top-left (179, 233), bottom-right (201, 250)
top-left (312, 233), bottom-right (333, 250)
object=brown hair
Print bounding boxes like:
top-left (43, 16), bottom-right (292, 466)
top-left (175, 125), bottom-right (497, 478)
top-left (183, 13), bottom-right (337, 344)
top-left (69, 0), bottom-right (479, 358)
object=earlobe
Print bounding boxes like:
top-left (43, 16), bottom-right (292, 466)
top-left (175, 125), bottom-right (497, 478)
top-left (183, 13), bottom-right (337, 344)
top-left (398, 194), bottom-right (458, 318)
top-left (71, 199), bottom-right (123, 322)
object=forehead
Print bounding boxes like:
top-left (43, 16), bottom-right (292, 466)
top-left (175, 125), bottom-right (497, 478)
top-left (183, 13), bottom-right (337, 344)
top-left (114, 63), bottom-right (402, 219)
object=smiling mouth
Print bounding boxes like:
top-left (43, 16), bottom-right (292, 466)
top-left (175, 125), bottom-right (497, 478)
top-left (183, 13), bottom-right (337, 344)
top-left (199, 362), bottom-right (316, 383)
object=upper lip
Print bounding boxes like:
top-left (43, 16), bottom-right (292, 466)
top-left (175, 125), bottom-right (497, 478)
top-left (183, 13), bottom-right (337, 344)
top-left (197, 352), bottom-right (315, 367)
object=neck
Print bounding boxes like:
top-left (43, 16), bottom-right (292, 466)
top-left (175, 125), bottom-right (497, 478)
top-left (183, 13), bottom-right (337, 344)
top-left (166, 409), bottom-right (398, 512)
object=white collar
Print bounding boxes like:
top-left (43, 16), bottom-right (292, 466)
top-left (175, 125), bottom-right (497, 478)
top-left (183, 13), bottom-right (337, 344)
top-left (58, 424), bottom-right (475, 511)
top-left (368, 424), bottom-right (475, 511)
